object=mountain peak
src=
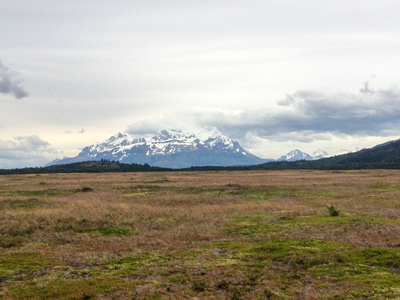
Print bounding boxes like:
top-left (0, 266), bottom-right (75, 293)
top-left (277, 149), bottom-right (312, 161)
top-left (276, 149), bottom-right (329, 161)
top-left (312, 149), bottom-right (328, 160)
top-left (153, 129), bottom-right (197, 142)
top-left (106, 132), bottom-right (128, 142)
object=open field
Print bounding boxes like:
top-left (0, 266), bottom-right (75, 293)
top-left (1, 170), bottom-right (400, 299)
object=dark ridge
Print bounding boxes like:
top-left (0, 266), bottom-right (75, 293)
top-left (0, 160), bottom-right (171, 175)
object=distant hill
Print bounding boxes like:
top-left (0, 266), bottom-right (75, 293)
top-left (0, 160), bottom-right (170, 175)
top-left (252, 138), bottom-right (400, 170)
top-left (315, 138), bottom-right (400, 167)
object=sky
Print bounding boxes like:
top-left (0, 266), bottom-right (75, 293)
top-left (1, 0), bottom-right (400, 168)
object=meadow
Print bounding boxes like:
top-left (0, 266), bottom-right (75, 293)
top-left (1, 170), bottom-right (400, 299)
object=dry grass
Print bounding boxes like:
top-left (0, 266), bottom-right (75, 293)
top-left (1, 170), bottom-right (400, 299)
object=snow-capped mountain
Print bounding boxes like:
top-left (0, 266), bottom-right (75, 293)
top-left (276, 149), bottom-right (313, 161)
top-left (311, 149), bottom-right (329, 160)
top-left (276, 149), bottom-right (329, 161)
top-left (47, 128), bottom-right (268, 168)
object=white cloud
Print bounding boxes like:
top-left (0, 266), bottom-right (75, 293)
top-left (63, 128), bottom-right (85, 134)
top-left (0, 136), bottom-right (58, 169)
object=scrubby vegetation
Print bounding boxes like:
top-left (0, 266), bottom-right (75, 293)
top-left (1, 170), bottom-right (400, 299)
top-left (327, 205), bottom-right (340, 216)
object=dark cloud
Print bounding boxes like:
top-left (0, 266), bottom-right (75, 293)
top-left (219, 85), bottom-right (400, 142)
top-left (271, 85), bottom-right (400, 136)
top-left (359, 81), bottom-right (373, 94)
top-left (0, 60), bottom-right (29, 99)
top-left (0, 136), bottom-right (57, 168)
top-left (127, 84), bottom-right (400, 144)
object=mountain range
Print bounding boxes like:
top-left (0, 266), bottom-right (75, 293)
top-left (48, 128), bottom-right (269, 168)
top-left (48, 128), bottom-right (354, 168)
top-left (276, 149), bottom-right (329, 162)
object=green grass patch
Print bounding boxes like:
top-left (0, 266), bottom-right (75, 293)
top-left (53, 218), bottom-right (135, 236)
top-left (303, 191), bottom-right (344, 200)
top-left (0, 252), bottom-right (49, 276)
top-left (123, 185), bottom-right (179, 197)
top-left (105, 252), bottom-right (169, 276)
top-left (247, 186), bottom-right (344, 202)
top-left (227, 215), bottom-right (284, 236)
top-left (6, 274), bottom-right (136, 300)
top-left (332, 248), bottom-right (400, 269)
top-left (228, 214), bottom-right (400, 236)
top-left (247, 239), bottom-right (349, 259)
top-left (309, 248), bottom-right (400, 295)
top-left (198, 239), bottom-right (400, 297)
top-left (293, 214), bottom-right (400, 226)
top-left (218, 185), bottom-right (305, 200)
top-left (168, 274), bottom-right (187, 283)
top-left (370, 184), bottom-right (400, 191)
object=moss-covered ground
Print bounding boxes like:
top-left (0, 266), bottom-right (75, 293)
top-left (1, 170), bottom-right (400, 299)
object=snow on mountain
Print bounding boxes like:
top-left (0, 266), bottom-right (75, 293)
top-left (276, 149), bottom-right (329, 161)
top-left (47, 128), bottom-right (268, 168)
top-left (311, 149), bottom-right (329, 160)
top-left (276, 149), bottom-right (313, 162)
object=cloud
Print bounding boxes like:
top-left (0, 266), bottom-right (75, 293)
top-left (0, 135), bottom-right (58, 168)
top-left (0, 60), bottom-right (29, 99)
top-left (63, 128), bottom-right (85, 134)
top-left (126, 84), bottom-right (400, 144)
top-left (268, 84), bottom-right (400, 137)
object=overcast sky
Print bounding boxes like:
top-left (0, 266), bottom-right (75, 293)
top-left (1, 1), bottom-right (400, 168)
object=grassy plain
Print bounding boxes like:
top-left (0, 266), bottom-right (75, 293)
top-left (1, 170), bottom-right (400, 299)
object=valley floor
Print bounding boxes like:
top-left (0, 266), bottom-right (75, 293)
top-left (1, 170), bottom-right (400, 299)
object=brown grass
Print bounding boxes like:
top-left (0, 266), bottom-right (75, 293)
top-left (1, 170), bottom-right (400, 299)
